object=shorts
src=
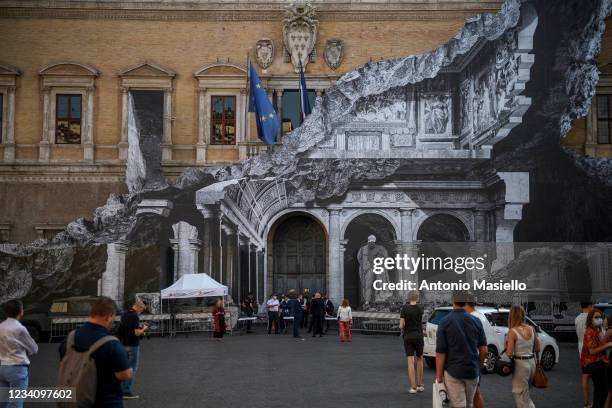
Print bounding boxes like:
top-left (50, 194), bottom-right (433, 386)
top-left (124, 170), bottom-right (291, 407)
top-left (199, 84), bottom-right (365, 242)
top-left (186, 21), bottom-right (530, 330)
top-left (403, 337), bottom-right (424, 357)
top-left (444, 371), bottom-right (479, 408)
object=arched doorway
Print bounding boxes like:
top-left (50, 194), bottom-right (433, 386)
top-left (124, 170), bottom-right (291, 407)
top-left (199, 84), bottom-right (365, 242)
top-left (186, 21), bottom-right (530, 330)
top-left (416, 213), bottom-right (470, 281)
top-left (343, 213), bottom-right (397, 308)
top-left (417, 213), bottom-right (470, 242)
top-left (268, 213), bottom-right (327, 295)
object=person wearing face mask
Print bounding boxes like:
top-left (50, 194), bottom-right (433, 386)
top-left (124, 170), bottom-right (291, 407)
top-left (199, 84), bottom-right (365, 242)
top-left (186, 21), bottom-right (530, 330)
top-left (580, 309), bottom-right (612, 408)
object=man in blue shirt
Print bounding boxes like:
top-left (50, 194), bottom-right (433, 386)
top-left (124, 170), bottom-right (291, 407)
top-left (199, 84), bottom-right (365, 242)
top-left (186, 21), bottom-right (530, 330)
top-left (59, 297), bottom-right (132, 408)
top-left (435, 291), bottom-right (487, 408)
top-left (288, 293), bottom-right (304, 338)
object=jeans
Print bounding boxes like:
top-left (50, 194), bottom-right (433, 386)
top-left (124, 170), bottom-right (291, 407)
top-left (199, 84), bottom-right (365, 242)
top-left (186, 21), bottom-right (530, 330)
top-left (0, 365), bottom-right (29, 408)
top-left (121, 346), bottom-right (140, 395)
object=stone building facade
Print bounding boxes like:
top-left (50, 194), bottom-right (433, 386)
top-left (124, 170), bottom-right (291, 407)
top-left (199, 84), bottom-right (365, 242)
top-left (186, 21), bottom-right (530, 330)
top-left (563, 24), bottom-right (612, 159)
top-left (95, 1), bottom-right (537, 309)
top-left (0, 0), bottom-right (505, 243)
top-left (2, 0), bottom-right (611, 312)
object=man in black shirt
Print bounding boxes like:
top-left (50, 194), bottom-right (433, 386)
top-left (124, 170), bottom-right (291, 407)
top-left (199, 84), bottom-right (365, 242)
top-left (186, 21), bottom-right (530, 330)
top-left (310, 293), bottom-right (325, 337)
top-left (118, 299), bottom-right (148, 399)
top-left (59, 297), bottom-right (131, 407)
top-left (241, 293), bottom-right (255, 333)
top-left (399, 291), bottom-right (424, 394)
top-left (323, 295), bottom-right (334, 333)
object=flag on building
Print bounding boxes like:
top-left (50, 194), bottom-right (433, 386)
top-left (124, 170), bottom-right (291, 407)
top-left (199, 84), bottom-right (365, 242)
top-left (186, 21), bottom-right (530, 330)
top-left (299, 61), bottom-right (311, 123)
top-left (249, 62), bottom-right (279, 145)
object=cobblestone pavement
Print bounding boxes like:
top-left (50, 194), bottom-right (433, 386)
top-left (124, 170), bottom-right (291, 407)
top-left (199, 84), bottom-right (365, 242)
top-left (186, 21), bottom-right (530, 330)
top-left (29, 330), bottom-right (582, 408)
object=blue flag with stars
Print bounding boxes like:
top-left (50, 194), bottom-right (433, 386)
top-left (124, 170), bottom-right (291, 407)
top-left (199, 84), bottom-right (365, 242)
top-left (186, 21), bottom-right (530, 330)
top-left (249, 63), bottom-right (279, 145)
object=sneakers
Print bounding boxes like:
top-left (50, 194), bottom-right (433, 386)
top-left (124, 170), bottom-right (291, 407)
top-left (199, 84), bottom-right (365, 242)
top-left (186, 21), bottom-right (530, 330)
top-left (416, 385), bottom-right (425, 392)
top-left (409, 388), bottom-right (417, 394)
top-left (123, 393), bottom-right (140, 400)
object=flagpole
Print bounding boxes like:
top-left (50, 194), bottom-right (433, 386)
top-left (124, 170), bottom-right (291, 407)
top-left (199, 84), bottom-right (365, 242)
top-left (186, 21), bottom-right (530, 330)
top-left (244, 52), bottom-right (250, 147)
top-left (298, 61), bottom-right (303, 125)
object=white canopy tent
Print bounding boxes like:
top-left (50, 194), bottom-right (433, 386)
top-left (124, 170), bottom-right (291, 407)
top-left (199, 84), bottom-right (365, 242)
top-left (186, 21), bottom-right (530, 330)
top-left (161, 273), bottom-right (228, 299)
top-left (160, 273), bottom-right (230, 334)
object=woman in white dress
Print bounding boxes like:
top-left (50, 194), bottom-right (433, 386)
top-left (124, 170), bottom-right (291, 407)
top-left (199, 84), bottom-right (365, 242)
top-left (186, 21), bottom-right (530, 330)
top-left (506, 305), bottom-right (541, 408)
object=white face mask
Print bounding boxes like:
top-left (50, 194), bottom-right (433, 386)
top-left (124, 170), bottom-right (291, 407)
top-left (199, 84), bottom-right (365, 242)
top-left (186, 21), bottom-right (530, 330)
top-left (593, 318), bottom-right (603, 327)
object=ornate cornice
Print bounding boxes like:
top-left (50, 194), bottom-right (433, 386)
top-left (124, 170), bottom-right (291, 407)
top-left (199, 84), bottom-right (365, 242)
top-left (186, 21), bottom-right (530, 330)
top-left (0, 3), bottom-right (502, 22)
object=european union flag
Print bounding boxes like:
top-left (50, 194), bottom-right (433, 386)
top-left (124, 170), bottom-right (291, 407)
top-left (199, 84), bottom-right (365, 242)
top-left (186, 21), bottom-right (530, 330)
top-left (249, 63), bottom-right (279, 145)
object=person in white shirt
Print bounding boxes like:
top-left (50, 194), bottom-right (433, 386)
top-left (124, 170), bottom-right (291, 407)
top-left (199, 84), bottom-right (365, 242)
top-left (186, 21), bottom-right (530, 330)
top-left (336, 299), bottom-right (352, 343)
top-left (576, 301), bottom-right (593, 408)
top-left (0, 299), bottom-right (38, 408)
top-left (266, 295), bottom-right (280, 334)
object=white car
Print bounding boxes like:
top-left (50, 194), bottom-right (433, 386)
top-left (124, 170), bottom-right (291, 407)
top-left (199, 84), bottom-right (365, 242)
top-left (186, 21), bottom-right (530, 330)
top-left (423, 306), bottom-right (560, 373)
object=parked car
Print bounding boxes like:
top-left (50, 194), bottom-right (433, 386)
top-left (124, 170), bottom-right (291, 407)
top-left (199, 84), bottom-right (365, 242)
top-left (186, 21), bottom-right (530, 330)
top-left (423, 306), bottom-right (560, 373)
top-left (595, 302), bottom-right (612, 322)
top-left (20, 296), bottom-right (107, 342)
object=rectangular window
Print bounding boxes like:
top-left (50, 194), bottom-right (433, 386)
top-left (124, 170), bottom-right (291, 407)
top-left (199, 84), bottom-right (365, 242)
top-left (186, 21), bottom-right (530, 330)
top-left (280, 89), bottom-right (315, 135)
top-left (597, 94), bottom-right (612, 144)
top-left (210, 95), bottom-right (236, 145)
top-left (56, 94), bottom-right (82, 144)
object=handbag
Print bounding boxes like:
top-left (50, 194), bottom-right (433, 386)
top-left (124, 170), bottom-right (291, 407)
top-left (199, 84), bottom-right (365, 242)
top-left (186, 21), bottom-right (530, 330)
top-left (494, 349), bottom-right (514, 376)
top-left (532, 353), bottom-right (548, 388)
top-left (532, 326), bottom-right (548, 388)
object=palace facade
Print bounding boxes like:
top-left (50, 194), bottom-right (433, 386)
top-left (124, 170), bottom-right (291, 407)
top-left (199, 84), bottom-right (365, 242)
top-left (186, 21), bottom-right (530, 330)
top-left (0, 0), bottom-right (506, 243)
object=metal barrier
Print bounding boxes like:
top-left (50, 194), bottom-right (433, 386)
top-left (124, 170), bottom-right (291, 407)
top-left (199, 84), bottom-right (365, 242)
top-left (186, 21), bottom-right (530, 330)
top-left (50, 317), bottom-right (90, 341)
top-left (172, 311), bottom-right (238, 336)
top-left (140, 314), bottom-right (172, 337)
top-left (350, 312), bottom-right (401, 334)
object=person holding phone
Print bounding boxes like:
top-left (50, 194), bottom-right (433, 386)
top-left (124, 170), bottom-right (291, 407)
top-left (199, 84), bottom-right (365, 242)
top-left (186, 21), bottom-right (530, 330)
top-left (118, 299), bottom-right (149, 399)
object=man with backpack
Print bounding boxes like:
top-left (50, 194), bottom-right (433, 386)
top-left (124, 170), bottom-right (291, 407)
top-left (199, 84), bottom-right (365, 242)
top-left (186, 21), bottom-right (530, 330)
top-left (117, 299), bottom-right (148, 399)
top-left (58, 297), bottom-right (132, 408)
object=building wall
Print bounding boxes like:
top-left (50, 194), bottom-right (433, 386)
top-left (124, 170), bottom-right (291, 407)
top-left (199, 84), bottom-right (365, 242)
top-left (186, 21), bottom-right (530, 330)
top-left (0, 18), bottom-right (471, 160)
top-left (0, 1), bottom-right (506, 242)
top-left (562, 16), bottom-right (612, 158)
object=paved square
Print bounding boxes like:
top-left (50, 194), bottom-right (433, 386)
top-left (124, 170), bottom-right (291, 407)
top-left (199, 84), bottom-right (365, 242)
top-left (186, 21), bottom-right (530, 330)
top-left (29, 332), bottom-right (581, 408)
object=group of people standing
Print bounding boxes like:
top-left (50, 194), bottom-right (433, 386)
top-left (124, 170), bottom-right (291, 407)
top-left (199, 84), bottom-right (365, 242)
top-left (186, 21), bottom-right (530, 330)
top-left (400, 291), bottom-right (543, 408)
top-left (266, 292), bottom-right (336, 338)
top-left (576, 301), bottom-right (612, 408)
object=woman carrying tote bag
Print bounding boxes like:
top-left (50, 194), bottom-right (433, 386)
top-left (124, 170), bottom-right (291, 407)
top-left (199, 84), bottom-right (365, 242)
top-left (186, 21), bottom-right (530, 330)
top-left (506, 305), bottom-right (540, 408)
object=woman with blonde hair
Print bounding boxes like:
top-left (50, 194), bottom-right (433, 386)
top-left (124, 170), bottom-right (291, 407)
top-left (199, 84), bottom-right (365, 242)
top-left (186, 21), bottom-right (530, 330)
top-left (337, 299), bottom-right (352, 342)
top-left (213, 298), bottom-right (226, 341)
top-left (506, 305), bottom-right (540, 408)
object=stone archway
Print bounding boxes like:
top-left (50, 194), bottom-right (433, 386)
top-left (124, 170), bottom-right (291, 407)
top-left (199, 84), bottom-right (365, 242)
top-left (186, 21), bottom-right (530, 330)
top-left (416, 213), bottom-right (470, 283)
top-left (267, 212), bottom-right (327, 296)
top-left (343, 213), bottom-right (398, 308)
top-left (416, 213), bottom-right (470, 242)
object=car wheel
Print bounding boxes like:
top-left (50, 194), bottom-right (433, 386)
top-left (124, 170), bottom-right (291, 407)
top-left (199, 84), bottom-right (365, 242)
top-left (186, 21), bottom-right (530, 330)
top-left (483, 346), bottom-right (498, 374)
top-left (24, 324), bottom-right (41, 343)
top-left (540, 347), bottom-right (556, 371)
top-left (425, 357), bottom-right (436, 369)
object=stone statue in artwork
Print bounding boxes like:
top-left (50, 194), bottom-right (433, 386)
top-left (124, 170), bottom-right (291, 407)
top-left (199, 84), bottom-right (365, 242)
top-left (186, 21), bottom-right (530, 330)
top-left (356, 234), bottom-right (389, 307)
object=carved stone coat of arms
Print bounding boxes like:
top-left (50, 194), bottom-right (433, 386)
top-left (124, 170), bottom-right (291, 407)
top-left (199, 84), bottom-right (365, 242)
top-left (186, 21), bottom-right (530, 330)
top-left (255, 39), bottom-right (274, 70)
top-left (324, 39), bottom-right (343, 70)
top-left (283, 2), bottom-right (318, 73)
